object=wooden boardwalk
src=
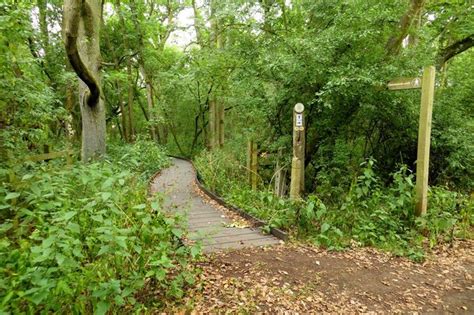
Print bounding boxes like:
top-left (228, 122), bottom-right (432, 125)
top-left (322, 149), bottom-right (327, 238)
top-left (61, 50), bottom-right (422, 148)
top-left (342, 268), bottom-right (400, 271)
top-left (150, 158), bottom-right (280, 252)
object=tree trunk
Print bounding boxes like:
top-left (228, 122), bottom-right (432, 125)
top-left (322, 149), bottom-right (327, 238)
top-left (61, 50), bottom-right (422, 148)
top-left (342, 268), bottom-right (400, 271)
top-left (38, 0), bottom-right (50, 65)
top-left (64, 0), bottom-right (106, 161)
top-left (208, 97), bottom-right (217, 149)
top-left (217, 100), bottom-right (224, 148)
top-left (385, 0), bottom-right (425, 55)
top-left (126, 57), bottom-right (134, 142)
top-left (208, 0), bottom-right (225, 149)
top-left (117, 83), bottom-right (128, 141)
top-left (192, 0), bottom-right (204, 46)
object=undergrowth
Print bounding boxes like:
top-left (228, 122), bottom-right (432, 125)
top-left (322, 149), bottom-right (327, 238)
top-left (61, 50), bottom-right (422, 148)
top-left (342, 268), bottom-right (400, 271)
top-left (194, 149), bottom-right (473, 261)
top-left (0, 140), bottom-right (199, 313)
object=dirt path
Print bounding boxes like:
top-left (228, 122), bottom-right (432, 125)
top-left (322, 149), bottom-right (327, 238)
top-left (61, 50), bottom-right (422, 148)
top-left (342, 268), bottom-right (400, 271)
top-left (150, 158), bottom-right (472, 312)
top-left (184, 241), bottom-right (473, 313)
top-left (150, 158), bottom-right (279, 252)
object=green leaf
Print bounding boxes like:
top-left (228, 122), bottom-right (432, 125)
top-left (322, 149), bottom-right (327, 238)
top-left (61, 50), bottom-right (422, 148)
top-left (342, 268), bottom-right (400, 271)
top-left (101, 192), bottom-right (112, 202)
top-left (1, 291), bottom-right (14, 307)
top-left (55, 253), bottom-right (66, 266)
top-left (98, 245), bottom-right (110, 256)
top-left (43, 236), bottom-right (55, 248)
top-left (95, 301), bottom-right (110, 315)
top-left (30, 289), bottom-right (48, 305)
top-left (171, 228), bottom-right (183, 238)
top-left (22, 174), bottom-right (34, 180)
top-left (190, 245), bottom-right (201, 258)
top-left (73, 247), bottom-right (83, 258)
top-left (5, 192), bottom-right (20, 200)
top-left (62, 211), bottom-right (77, 221)
top-left (102, 178), bottom-right (114, 190)
top-left (151, 201), bottom-right (160, 211)
top-left (67, 222), bottom-right (81, 233)
top-left (321, 222), bottom-right (331, 234)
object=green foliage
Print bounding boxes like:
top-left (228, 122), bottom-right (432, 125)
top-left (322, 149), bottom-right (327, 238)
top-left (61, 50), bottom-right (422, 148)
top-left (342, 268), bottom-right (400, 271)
top-left (0, 142), bottom-right (198, 312)
top-left (307, 160), bottom-right (472, 260)
top-left (195, 150), bottom-right (472, 261)
top-left (0, 3), bottom-right (67, 156)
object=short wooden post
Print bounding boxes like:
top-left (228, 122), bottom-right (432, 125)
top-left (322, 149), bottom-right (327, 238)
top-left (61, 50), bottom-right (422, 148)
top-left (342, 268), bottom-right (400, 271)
top-left (247, 139), bottom-right (258, 190)
top-left (290, 103), bottom-right (305, 200)
top-left (251, 141), bottom-right (258, 190)
top-left (274, 148), bottom-right (287, 197)
top-left (415, 66), bottom-right (436, 216)
top-left (247, 140), bottom-right (252, 184)
top-left (66, 147), bottom-right (73, 166)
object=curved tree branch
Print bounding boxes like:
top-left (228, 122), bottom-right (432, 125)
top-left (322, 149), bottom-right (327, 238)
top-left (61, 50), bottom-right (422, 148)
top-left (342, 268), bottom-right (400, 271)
top-left (438, 34), bottom-right (474, 67)
top-left (64, 0), bottom-right (100, 107)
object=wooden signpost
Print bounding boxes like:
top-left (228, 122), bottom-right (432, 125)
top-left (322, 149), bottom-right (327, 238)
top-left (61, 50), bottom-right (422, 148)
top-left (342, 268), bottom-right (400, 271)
top-left (388, 66), bottom-right (436, 216)
top-left (290, 103), bottom-right (305, 200)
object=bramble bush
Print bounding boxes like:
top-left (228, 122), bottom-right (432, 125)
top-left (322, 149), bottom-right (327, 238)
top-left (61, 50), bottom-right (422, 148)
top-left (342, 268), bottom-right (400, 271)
top-left (0, 140), bottom-right (199, 313)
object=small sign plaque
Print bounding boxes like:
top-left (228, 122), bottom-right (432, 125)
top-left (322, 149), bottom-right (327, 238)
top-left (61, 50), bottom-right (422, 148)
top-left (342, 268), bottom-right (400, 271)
top-left (296, 113), bottom-right (303, 127)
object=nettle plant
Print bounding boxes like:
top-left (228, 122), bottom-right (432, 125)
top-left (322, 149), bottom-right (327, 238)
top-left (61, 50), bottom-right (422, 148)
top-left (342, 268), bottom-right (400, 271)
top-left (310, 159), bottom-right (471, 260)
top-left (0, 143), bottom-right (199, 313)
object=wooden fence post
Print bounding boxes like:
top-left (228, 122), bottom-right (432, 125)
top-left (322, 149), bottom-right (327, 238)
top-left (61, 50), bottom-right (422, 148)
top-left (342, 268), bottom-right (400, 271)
top-left (247, 139), bottom-right (258, 190)
top-left (415, 66), bottom-right (436, 216)
top-left (290, 103), bottom-right (305, 200)
top-left (274, 147), bottom-right (287, 197)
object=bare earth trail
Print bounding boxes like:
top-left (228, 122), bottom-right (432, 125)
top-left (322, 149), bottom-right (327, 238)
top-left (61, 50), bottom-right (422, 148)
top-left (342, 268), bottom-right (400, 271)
top-left (151, 158), bottom-right (473, 312)
top-left (150, 158), bottom-right (280, 252)
top-left (188, 243), bottom-right (473, 313)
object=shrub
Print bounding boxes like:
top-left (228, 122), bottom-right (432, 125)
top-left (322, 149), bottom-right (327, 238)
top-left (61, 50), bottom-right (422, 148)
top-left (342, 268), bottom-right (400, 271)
top-left (0, 141), bottom-right (198, 313)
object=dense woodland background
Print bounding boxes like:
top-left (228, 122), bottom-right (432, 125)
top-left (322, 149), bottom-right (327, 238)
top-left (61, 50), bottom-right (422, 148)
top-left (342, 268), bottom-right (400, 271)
top-left (0, 0), bottom-right (472, 312)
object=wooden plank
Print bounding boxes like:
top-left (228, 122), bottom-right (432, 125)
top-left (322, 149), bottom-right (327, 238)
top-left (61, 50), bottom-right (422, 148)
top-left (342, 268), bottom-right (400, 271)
top-left (184, 210), bottom-right (223, 217)
top-left (189, 216), bottom-right (229, 225)
top-left (387, 77), bottom-right (421, 90)
top-left (190, 229), bottom-right (260, 241)
top-left (191, 221), bottom-right (227, 229)
top-left (187, 212), bottom-right (225, 219)
top-left (204, 237), bottom-right (279, 252)
top-left (26, 150), bottom-right (72, 162)
top-left (189, 224), bottom-right (225, 232)
top-left (415, 66), bottom-right (436, 216)
top-left (203, 232), bottom-right (275, 245)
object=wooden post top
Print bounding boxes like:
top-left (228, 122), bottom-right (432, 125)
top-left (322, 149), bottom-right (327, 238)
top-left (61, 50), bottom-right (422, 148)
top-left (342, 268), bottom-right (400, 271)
top-left (294, 103), bottom-right (304, 113)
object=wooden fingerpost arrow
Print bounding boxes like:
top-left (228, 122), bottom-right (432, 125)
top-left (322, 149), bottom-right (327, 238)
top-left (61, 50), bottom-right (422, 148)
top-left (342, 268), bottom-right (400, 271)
top-left (387, 77), bottom-right (421, 90)
top-left (290, 103), bottom-right (305, 200)
top-left (415, 66), bottom-right (436, 216)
